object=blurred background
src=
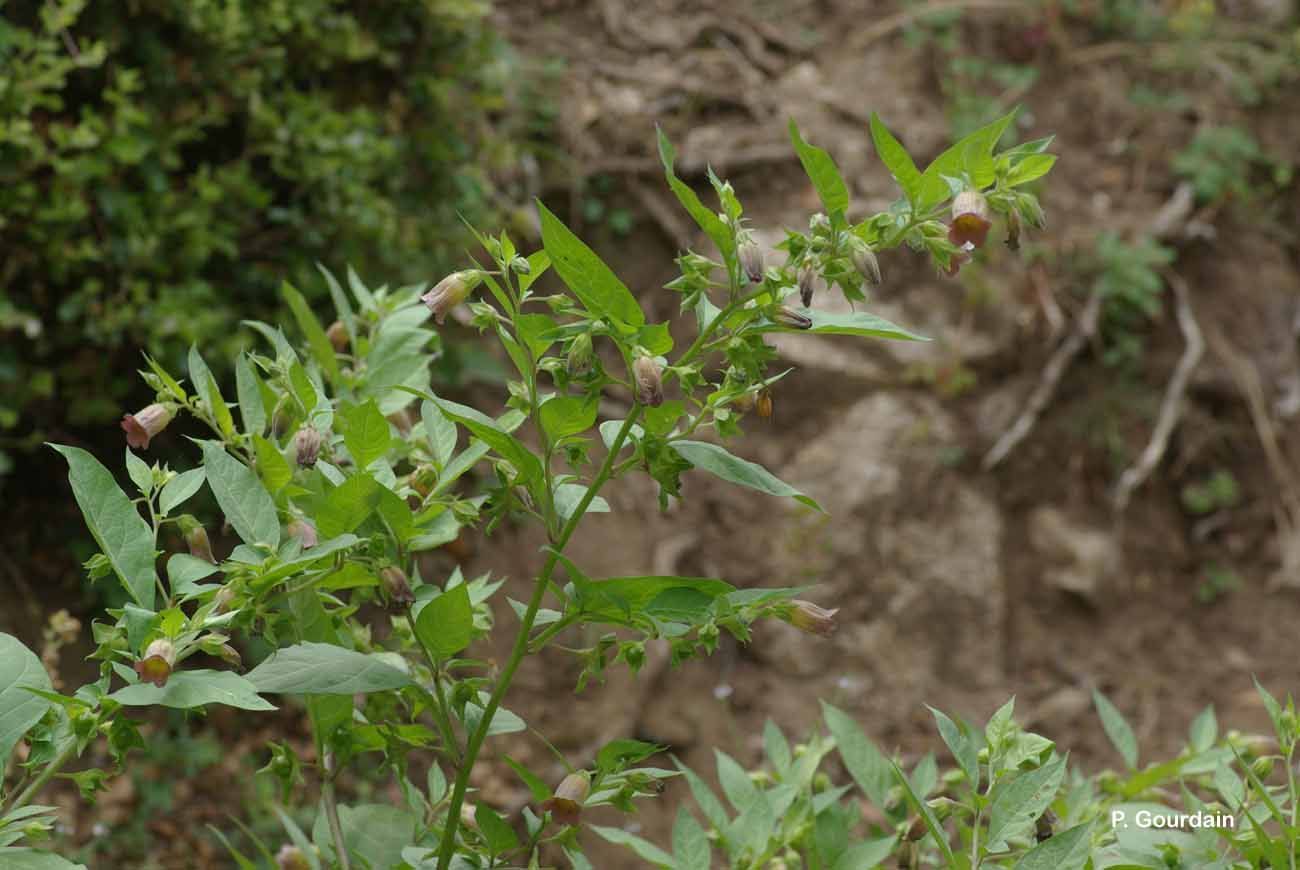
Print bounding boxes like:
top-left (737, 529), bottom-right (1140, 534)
top-left (3, 0), bottom-right (1299, 866)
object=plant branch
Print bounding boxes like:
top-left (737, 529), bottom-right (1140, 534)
top-left (405, 613), bottom-right (462, 765)
top-left (433, 407), bottom-right (645, 870)
top-left (321, 751), bottom-right (352, 870)
top-left (3, 737), bottom-right (77, 816)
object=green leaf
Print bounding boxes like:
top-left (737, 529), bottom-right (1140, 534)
top-left (539, 394), bottom-right (598, 442)
top-left (282, 281), bottom-right (340, 383)
top-left (312, 804), bottom-right (414, 870)
top-left (577, 576), bottom-right (734, 626)
top-left (832, 837), bottom-right (896, 870)
top-left (1011, 822), bottom-right (1092, 870)
top-left (671, 440), bottom-right (823, 512)
top-left (1007, 154), bottom-right (1057, 186)
top-left (802, 309), bottom-right (928, 342)
top-left (235, 354), bottom-right (266, 437)
top-left (537, 200), bottom-right (645, 327)
top-left (252, 436), bottom-right (293, 494)
top-left (247, 642), bottom-right (412, 694)
top-left (108, 670), bottom-right (275, 711)
top-left (656, 127), bottom-right (736, 265)
top-left (672, 808), bottom-right (711, 870)
top-left (49, 444), bottom-right (156, 608)
top-left (1093, 690), bottom-right (1139, 769)
top-left (890, 761), bottom-right (956, 865)
top-left (986, 755), bottom-right (1067, 851)
top-left (789, 119), bottom-right (850, 217)
top-left (142, 352), bottom-right (187, 402)
top-left (125, 448), bottom-right (153, 495)
top-left (1189, 705), bottom-right (1218, 754)
top-left (288, 362), bottom-right (318, 414)
top-left (159, 467), bottom-right (206, 515)
top-left (504, 756), bottom-right (551, 802)
top-left (553, 484), bottom-right (611, 525)
top-left (315, 474), bottom-right (382, 539)
top-left (475, 804), bottom-right (519, 855)
top-left (869, 112), bottom-right (922, 203)
top-left (597, 739), bottom-right (663, 774)
top-left (674, 756), bottom-right (730, 832)
top-left (431, 397), bottom-right (544, 483)
top-left (201, 442), bottom-right (280, 549)
top-left (822, 702), bottom-right (893, 810)
top-left (166, 554), bottom-right (220, 597)
top-left (763, 719), bottom-right (792, 775)
top-left (590, 826), bottom-right (674, 867)
top-left (414, 584), bottom-right (473, 659)
top-left (917, 109), bottom-right (1018, 208)
top-left (420, 400), bottom-right (457, 469)
top-left (929, 706), bottom-right (979, 789)
top-left (515, 312), bottom-right (558, 360)
top-left (519, 250), bottom-right (551, 292)
top-left (189, 346), bottom-right (235, 439)
top-left (715, 749), bottom-right (759, 812)
top-left (0, 850), bottom-right (89, 870)
top-left (0, 633), bottom-right (54, 765)
top-left (338, 400), bottom-right (391, 469)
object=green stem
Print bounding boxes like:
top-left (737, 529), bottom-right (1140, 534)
top-left (433, 407), bottom-right (644, 870)
top-left (321, 751), bottom-right (352, 870)
top-left (3, 737), bottom-right (76, 816)
top-left (1286, 742), bottom-right (1297, 870)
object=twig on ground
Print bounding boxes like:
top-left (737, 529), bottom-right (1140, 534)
top-left (851, 0), bottom-right (1030, 50)
top-left (983, 292), bottom-right (1102, 470)
top-left (1112, 273), bottom-right (1204, 511)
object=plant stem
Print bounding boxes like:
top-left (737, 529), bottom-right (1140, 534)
top-left (3, 737), bottom-right (76, 815)
top-left (321, 751), bottom-right (352, 870)
top-left (433, 407), bottom-right (644, 870)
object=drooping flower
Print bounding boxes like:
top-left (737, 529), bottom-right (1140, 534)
top-left (421, 270), bottom-right (482, 324)
top-left (948, 190), bottom-right (992, 249)
top-left (276, 844), bottom-right (310, 870)
top-left (785, 599), bottom-right (838, 637)
top-left (774, 306), bottom-right (812, 330)
top-left (797, 263), bottom-right (818, 307)
top-left (850, 242), bottom-right (882, 285)
top-left (541, 771), bottom-right (591, 827)
top-left (134, 638), bottom-right (176, 688)
top-left (739, 239), bottom-right (765, 284)
top-left (633, 356), bottom-right (664, 407)
top-left (287, 519), bottom-right (318, 549)
top-left (185, 523), bottom-right (215, 564)
top-left (326, 320), bottom-right (348, 353)
top-left (292, 426), bottom-right (323, 467)
top-left (380, 566), bottom-right (414, 612)
top-left (121, 403), bottom-right (174, 450)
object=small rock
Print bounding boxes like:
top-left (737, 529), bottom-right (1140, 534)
top-left (1027, 507), bottom-right (1121, 602)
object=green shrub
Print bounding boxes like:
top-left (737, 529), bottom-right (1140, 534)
top-left (0, 0), bottom-right (526, 447)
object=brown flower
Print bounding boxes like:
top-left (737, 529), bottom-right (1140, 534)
top-left (756, 389), bottom-right (774, 420)
top-left (739, 239), bottom-right (765, 284)
top-left (851, 242), bottom-right (882, 285)
top-left (134, 638), bottom-right (176, 688)
top-left (541, 771), bottom-right (591, 827)
top-left (185, 524), bottom-right (215, 564)
top-left (380, 566), bottom-right (414, 612)
top-left (633, 356), bottom-right (664, 407)
top-left (785, 600), bottom-right (838, 637)
top-left (421, 270), bottom-right (481, 325)
top-left (326, 320), bottom-right (349, 353)
top-left (121, 404), bottom-right (174, 450)
top-left (948, 190), bottom-right (992, 249)
top-left (287, 519), bottom-right (318, 548)
top-left (774, 306), bottom-right (812, 330)
top-left (292, 426), bottom-right (323, 467)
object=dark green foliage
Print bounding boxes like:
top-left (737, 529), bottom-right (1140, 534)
top-left (0, 0), bottom-right (524, 439)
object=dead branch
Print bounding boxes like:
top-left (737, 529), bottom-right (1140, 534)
top-left (850, 0), bottom-right (1031, 51)
top-left (1111, 273), bottom-right (1204, 511)
top-left (983, 293), bottom-right (1101, 470)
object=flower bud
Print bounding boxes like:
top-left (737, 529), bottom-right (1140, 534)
top-left (421, 270), bottom-right (482, 325)
top-left (541, 771), bottom-right (591, 827)
top-left (1019, 194), bottom-right (1047, 229)
top-left (785, 599), bottom-right (838, 637)
top-left (567, 333), bottom-right (594, 377)
top-left (1252, 756), bottom-right (1275, 779)
top-left (287, 519), bottom-right (318, 549)
top-left (216, 643), bottom-right (242, 667)
top-left (510, 256), bottom-right (531, 276)
top-left (850, 242), bottom-right (882, 285)
top-left (276, 844), bottom-right (311, 870)
top-left (756, 389), bottom-right (773, 420)
top-left (380, 566), bottom-right (414, 612)
top-left (810, 212), bottom-right (831, 234)
top-left (212, 586), bottom-right (236, 614)
top-left (774, 306), bottom-right (812, 330)
top-left (185, 524), bottom-right (215, 564)
top-left (135, 638), bottom-right (176, 688)
top-left (121, 403), bottom-right (174, 450)
top-left (797, 263), bottom-right (817, 307)
top-left (292, 426), bottom-right (323, 467)
top-left (739, 239), bottom-right (765, 284)
top-left (948, 190), bottom-right (992, 248)
top-left (633, 356), bottom-right (664, 407)
top-left (326, 320), bottom-right (349, 353)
